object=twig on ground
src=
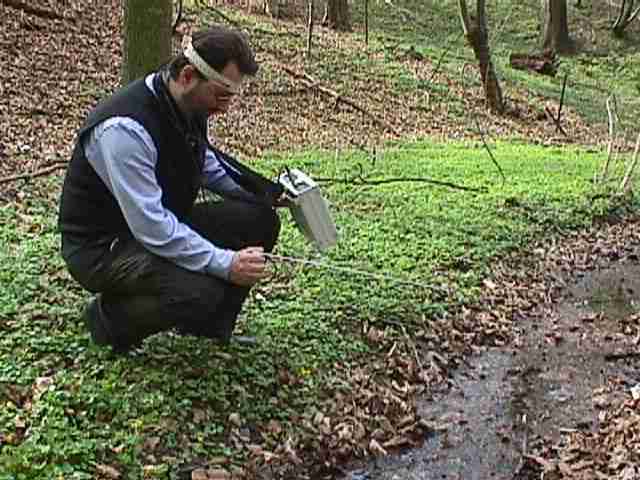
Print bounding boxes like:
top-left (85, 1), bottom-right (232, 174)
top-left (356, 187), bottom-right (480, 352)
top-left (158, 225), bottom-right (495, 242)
top-left (0, 162), bottom-right (67, 185)
top-left (316, 174), bottom-right (487, 193)
top-left (1, 0), bottom-right (65, 20)
top-left (604, 351), bottom-right (640, 361)
top-left (279, 65), bottom-right (400, 136)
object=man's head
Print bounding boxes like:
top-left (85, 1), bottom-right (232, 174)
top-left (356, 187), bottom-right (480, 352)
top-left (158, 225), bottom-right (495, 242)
top-left (168, 26), bottom-right (258, 117)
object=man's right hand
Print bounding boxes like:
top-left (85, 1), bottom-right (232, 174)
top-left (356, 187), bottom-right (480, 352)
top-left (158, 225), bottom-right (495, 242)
top-left (228, 247), bottom-right (268, 286)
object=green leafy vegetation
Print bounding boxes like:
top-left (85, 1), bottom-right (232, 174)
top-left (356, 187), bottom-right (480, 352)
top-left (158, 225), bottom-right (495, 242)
top-left (0, 140), bottom-right (628, 478)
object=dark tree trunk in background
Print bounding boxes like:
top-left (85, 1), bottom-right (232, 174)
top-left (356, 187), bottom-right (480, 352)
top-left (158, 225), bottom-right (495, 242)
top-left (326, 0), bottom-right (351, 31)
top-left (459, 0), bottom-right (504, 114)
top-left (122, 0), bottom-right (172, 86)
top-left (612, 0), bottom-right (640, 37)
top-left (541, 0), bottom-right (575, 54)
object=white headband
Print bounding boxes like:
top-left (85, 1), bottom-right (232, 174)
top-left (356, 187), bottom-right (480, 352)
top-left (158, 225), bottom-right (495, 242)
top-left (183, 41), bottom-right (241, 93)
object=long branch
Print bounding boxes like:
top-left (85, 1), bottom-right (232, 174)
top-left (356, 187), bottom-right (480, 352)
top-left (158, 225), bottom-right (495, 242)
top-left (0, 163), bottom-right (67, 185)
top-left (316, 175), bottom-right (487, 193)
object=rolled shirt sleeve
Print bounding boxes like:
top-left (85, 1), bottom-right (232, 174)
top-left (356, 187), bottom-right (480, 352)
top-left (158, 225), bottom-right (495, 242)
top-left (84, 117), bottom-right (235, 279)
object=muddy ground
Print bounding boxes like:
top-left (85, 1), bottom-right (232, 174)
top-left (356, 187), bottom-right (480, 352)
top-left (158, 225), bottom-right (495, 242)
top-left (342, 259), bottom-right (640, 479)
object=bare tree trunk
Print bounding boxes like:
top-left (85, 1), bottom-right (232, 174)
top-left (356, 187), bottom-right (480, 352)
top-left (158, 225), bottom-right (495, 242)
top-left (122, 0), bottom-right (172, 86)
top-left (612, 0), bottom-right (640, 37)
top-left (541, 0), bottom-right (575, 54)
top-left (459, 0), bottom-right (504, 114)
top-left (326, 0), bottom-right (351, 31)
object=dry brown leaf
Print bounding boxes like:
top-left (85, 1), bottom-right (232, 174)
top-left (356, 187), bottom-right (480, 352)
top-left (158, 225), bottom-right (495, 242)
top-left (96, 464), bottom-right (121, 479)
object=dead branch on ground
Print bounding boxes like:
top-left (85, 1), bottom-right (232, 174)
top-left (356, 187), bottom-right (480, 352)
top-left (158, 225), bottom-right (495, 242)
top-left (280, 66), bottom-right (400, 136)
top-left (316, 171), bottom-right (488, 193)
top-left (0, 162), bottom-right (67, 185)
top-left (1, 0), bottom-right (65, 20)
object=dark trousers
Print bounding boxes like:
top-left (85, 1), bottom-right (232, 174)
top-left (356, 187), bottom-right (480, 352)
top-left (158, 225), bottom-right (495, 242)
top-left (62, 201), bottom-right (280, 349)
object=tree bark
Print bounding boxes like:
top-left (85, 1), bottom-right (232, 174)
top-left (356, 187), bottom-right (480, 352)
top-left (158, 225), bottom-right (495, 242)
top-left (326, 0), bottom-right (351, 31)
top-left (122, 0), bottom-right (172, 86)
top-left (541, 0), bottom-right (575, 54)
top-left (459, 0), bottom-right (504, 114)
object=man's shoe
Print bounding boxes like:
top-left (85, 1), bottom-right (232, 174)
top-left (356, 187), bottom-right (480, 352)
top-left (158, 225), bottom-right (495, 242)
top-left (82, 295), bottom-right (110, 346)
top-left (82, 296), bottom-right (140, 354)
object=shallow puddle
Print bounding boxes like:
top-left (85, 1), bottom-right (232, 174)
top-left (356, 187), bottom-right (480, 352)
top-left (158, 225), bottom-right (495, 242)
top-left (344, 264), bottom-right (640, 479)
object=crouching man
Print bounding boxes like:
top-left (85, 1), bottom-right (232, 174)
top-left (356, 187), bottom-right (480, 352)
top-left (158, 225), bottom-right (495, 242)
top-left (58, 26), bottom-right (282, 353)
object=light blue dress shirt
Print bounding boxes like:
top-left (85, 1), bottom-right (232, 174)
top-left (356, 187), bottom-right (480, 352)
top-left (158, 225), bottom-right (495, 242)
top-left (83, 74), bottom-right (251, 280)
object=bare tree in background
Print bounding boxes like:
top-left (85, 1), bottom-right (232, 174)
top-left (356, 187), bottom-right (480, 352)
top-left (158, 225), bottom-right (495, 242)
top-left (612, 0), bottom-right (640, 37)
top-left (541, 0), bottom-right (575, 54)
top-left (122, 0), bottom-right (172, 85)
top-left (458, 0), bottom-right (504, 113)
top-left (324, 0), bottom-right (351, 31)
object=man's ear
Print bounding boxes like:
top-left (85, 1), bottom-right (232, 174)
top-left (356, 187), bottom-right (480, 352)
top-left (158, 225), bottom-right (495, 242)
top-left (180, 65), bottom-right (200, 87)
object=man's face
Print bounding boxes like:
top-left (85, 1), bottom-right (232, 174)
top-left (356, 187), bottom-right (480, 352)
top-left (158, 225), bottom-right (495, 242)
top-left (182, 62), bottom-right (244, 117)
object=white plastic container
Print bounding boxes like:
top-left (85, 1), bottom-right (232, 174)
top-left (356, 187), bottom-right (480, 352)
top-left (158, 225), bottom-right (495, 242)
top-left (278, 169), bottom-right (338, 252)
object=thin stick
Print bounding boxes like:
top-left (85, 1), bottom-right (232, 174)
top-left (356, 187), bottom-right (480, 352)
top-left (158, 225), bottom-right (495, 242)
top-left (365, 0), bottom-right (369, 45)
top-left (306, 0), bottom-right (314, 58)
top-left (264, 253), bottom-right (445, 291)
top-left (0, 162), bottom-right (67, 185)
top-left (620, 132), bottom-right (640, 194)
top-left (315, 175), bottom-right (487, 193)
top-left (460, 62), bottom-right (506, 185)
top-left (602, 94), bottom-right (618, 181)
top-left (473, 115), bottom-right (506, 185)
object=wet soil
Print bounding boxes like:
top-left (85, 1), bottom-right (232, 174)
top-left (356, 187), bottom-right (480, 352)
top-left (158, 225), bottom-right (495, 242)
top-left (344, 263), bottom-right (640, 480)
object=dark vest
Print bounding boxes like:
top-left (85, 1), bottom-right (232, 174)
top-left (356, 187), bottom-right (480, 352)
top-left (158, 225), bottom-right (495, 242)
top-left (58, 72), bottom-right (284, 245)
top-left (58, 74), bottom-right (208, 240)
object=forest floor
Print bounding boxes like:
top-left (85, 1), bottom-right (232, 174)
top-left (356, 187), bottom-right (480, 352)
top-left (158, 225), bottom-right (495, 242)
top-left (1, 0), bottom-right (639, 478)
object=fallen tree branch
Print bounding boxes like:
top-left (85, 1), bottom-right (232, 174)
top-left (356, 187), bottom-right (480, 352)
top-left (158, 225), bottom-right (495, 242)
top-left (0, 162), bottom-right (67, 185)
top-left (1, 0), bottom-right (65, 20)
top-left (316, 171), bottom-right (487, 193)
top-left (280, 66), bottom-right (400, 136)
top-left (605, 351), bottom-right (640, 361)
